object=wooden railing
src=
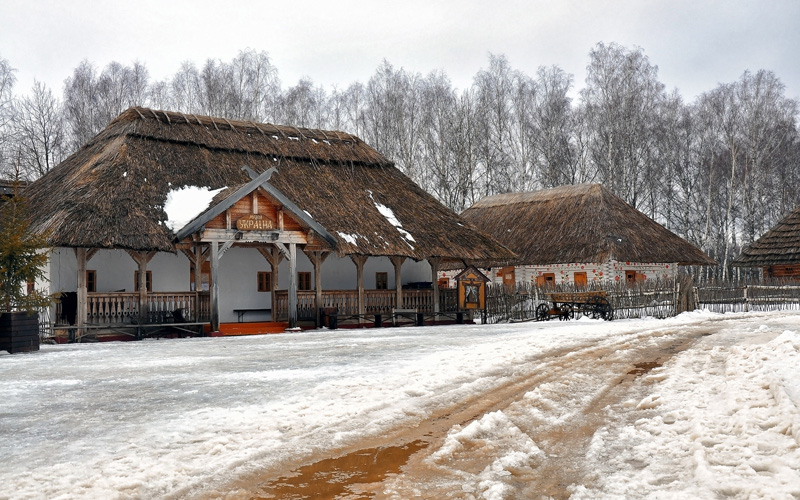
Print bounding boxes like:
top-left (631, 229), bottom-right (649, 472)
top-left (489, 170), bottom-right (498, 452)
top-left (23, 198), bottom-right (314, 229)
top-left (274, 288), bottom-right (459, 322)
top-left (56, 291), bottom-right (209, 326)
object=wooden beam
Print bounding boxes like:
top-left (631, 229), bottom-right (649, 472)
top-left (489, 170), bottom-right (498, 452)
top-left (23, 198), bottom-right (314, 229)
top-left (136, 251), bottom-right (149, 323)
top-left (305, 250), bottom-right (330, 326)
top-left (194, 244), bottom-right (205, 293)
top-left (200, 228), bottom-right (307, 245)
top-left (391, 256), bottom-right (405, 310)
top-left (75, 248), bottom-right (87, 334)
top-left (351, 255), bottom-right (368, 317)
top-left (287, 243), bottom-right (297, 328)
top-left (210, 241), bottom-right (220, 332)
top-left (430, 257), bottom-right (442, 314)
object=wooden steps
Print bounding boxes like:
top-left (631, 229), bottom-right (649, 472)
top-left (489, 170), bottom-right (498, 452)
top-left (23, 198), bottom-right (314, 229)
top-left (212, 322), bottom-right (290, 336)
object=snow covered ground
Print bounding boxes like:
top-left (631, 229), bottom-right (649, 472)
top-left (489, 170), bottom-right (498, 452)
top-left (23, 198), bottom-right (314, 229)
top-left (0, 310), bottom-right (798, 499)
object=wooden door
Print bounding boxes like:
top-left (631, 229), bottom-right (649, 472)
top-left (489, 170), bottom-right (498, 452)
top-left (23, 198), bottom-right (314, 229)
top-left (536, 273), bottom-right (555, 287)
top-left (501, 266), bottom-right (516, 286)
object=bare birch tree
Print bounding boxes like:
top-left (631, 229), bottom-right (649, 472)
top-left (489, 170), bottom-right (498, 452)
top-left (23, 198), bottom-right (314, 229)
top-left (15, 80), bottom-right (66, 179)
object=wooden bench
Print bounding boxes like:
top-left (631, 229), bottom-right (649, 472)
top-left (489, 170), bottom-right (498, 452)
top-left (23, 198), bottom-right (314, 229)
top-left (392, 308), bottom-right (418, 326)
top-left (233, 308), bottom-right (271, 322)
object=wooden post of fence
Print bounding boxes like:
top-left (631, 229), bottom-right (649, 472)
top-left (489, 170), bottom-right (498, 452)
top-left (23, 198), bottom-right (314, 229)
top-left (743, 285), bottom-right (749, 312)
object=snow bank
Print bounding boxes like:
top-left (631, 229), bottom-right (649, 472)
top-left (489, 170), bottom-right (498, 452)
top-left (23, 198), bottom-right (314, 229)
top-left (571, 314), bottom-right (800, 499)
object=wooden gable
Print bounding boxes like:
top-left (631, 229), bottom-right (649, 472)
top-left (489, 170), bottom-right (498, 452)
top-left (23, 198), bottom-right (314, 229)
top-left (205, 189), bottom-right (304, 232)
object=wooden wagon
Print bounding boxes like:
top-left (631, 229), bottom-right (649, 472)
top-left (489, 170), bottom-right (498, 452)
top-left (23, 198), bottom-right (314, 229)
top-left (535, 291), bottom-right (614, 321)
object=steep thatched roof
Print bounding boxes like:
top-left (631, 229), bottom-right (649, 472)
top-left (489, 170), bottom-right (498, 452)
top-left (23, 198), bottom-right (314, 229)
top-left (732, 205), bottom-right (800, 267)
top-left (24, 107), bottom-right (513, 263)
top-left (460, 184), bottom-right (714, 266)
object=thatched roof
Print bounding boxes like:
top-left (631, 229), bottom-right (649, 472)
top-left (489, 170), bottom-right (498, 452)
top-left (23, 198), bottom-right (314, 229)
top-left (732, 205), bottom-right (800, 267)
top-left (460, 184), bottom-right (714, 266)
top-left (24, 107), bottom-right (513, 263)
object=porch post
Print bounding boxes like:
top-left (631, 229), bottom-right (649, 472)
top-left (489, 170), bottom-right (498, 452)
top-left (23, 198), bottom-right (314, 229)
top-left (351, 255), bottom-right (367, 317)
top-left (75, 248), bottom-right (87, 335)
top-left (391, 256), bottom-right (405, 309)
top-left (137, 251), bottom-right (149, 322)
top-left (288, 243), bottom-right (297, 328)
top-left (430, 257), bottom-right (441, 314)
top-left (193, 244), bottom-right (204, 293)
top-left (210, 241), bottom-right (220, 332)
top-left (306, 250), bottom-right (329, 327)
top-left (271, 246), bottom-right (282, 296)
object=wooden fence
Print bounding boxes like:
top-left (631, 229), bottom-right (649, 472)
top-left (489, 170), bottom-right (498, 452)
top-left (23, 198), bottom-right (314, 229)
top-left (486, 278), bottom-right (800, 323)
top-left (485, 280), bottom-right (681, 323)
top-left (695, 281), bottom-right (800, 313)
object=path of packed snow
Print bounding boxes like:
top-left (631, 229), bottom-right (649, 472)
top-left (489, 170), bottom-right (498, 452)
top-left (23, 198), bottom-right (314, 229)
top-left (0, 310), bottom-right (799, 499)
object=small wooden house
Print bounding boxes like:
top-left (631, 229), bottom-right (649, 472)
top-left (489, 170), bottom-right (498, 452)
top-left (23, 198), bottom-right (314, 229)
top-left (24, 107), bottom-right (513, 338)
top-left (732, 204), bottom-right (800, 279)
top-left (457, 184), bottom-right (714, 286)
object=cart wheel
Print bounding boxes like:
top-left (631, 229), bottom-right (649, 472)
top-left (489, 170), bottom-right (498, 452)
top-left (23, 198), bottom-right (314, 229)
top-left (559, 303), bottom-right (574, 320)
top-left (583, 296), bottom-right (605, 319)
top-left (597, 298), bottom-right (614, 321)
top-left (535, 303), bottom-right (550, 321)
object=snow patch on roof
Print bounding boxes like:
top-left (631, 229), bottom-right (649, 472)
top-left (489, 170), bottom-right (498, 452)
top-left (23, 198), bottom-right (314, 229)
top-left (368, 191), bottom-right (416, 249)
top-left (164, 186), bottom-right (226, 232)
top-left (337, 232), bottom-right (359, 246)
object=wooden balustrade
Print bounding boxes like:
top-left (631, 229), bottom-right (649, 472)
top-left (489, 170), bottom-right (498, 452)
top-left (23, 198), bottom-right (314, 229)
top-left (56, 291), bottom-right (207, 326)
top-left (274, 288), bottom-right (459, 322)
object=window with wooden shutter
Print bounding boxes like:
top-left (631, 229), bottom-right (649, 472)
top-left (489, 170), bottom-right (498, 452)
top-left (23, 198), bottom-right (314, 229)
top-left (86, 270), bottom-right (97, 293)
top-left (298, 272), bottom-right (312, 291)
top-left (258, 272), bottom-right (272, 292)
top-left (134, 270), bottom-right (152, 292)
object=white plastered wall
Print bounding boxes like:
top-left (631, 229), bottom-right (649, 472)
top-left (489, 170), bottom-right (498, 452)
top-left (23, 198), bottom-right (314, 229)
top-left (48, 247), bottom-right (433, 323)
top-left (472, 261), bottom-right (678, 286)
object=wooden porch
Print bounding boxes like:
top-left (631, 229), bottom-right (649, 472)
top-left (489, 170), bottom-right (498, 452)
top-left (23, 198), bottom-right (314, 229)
top-left (273, 288), bottom-right (458, 322)
top-left (53, 288), bottom-right (461, 338)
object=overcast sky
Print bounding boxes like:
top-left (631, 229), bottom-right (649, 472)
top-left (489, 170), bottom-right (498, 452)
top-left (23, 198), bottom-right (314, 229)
top-left (2, 0), bottom-right (798, 104)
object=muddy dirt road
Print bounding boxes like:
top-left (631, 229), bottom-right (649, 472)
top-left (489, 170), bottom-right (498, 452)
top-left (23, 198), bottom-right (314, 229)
top-left (238, 318), bottom-right (733, 499)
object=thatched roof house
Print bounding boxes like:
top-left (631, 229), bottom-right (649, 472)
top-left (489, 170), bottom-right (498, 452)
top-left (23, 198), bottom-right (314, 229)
top-left (24, 107), bottom-right (512, 263)
top-left (460, 184), bottom-right (713, 280)
top-left (732, 205), bottom-right (800, 278)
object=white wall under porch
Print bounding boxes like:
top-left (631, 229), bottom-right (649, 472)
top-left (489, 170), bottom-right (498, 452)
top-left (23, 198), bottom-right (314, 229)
top-left (48, 247), bottom-right (434, 325)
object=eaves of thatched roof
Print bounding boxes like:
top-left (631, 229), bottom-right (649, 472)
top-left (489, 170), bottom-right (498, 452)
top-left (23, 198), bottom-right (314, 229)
top-left (732, 205), bottom-right (800, 267)
top-left (24, 107), bottom-right (514, 263)
top-left (460, 184), bottom-right (715, 266)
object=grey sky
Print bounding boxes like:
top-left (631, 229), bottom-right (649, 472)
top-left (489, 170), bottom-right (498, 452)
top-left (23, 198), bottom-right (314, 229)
top-left (2, 0), bottom-right (798, 103)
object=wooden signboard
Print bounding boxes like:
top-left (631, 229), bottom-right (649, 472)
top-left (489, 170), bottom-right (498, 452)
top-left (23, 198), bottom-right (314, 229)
top-left (455, 265), bottom-right (490, 310)
top-left (236, 214), bottom-right (274, 231)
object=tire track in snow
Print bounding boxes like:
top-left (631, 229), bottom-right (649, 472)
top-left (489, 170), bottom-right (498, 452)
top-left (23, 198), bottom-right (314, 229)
top-left (236, 321), bottom-right (720, 499)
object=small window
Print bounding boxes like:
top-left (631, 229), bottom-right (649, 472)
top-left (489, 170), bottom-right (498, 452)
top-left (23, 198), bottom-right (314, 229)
top-left (298, 272), bottom-right (312, 291)
top-left (376, 272), bottom-right (388, 290)
top-left (134, 270), bottom-right (152, 292)
top-left (258, 271), bottom-right (272, 292)
top-left (87, 270), bottom-right (97, 293)
top-left (26, 279), bottom-right (35, 295)
top-left (438, 277), bottom-right (450, 289)
top-left (574, 272), bottom-right (587, 288)
top-left (536, 273), bottom-right (555, 287)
